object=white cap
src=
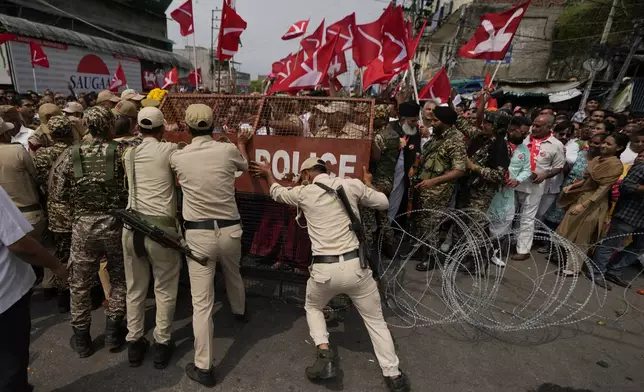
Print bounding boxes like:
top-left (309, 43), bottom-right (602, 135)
top-left (137, 107), bottom-right (165, 130)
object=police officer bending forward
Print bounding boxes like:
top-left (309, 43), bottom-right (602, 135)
top-left (170, 104), bottom-right (251, 387)
top-left (251, 157), bottom-right (411, 392)
top-left (122, 107), bottom-right (181, 368)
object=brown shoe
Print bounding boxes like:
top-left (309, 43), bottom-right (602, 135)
top-left (511, 253), bottom-right (530, 261)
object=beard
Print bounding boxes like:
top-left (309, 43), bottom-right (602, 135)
top-left (401, 123), bottom-right (417, 136)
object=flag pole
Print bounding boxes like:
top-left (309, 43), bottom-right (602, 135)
top-left (192, 34), bottom-right (199, 90)
top-left (32, 66), bottom-right (37, 92)
top-left (408, 60), bottom-right (419, 104)
top-left (490, 60), bottom-right (502, 85)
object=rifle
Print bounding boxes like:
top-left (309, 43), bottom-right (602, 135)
top-left (112, 209), bottom-right (209, 266)
top-left (315, 183), bottom-right (379, 279)
top-left (407, 152), bottom-right (421, 217)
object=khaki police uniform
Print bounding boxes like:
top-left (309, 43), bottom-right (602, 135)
top-left (268, 158), bottom-right (402, 378)
top-left (122, 107), bottom-right (181, 345)
top-left (169, 104), bottom-right (247, 371)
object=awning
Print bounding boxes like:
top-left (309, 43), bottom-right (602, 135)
top-left (0, 14), bottom-right (192, 69)
top-left (497, 80), bottom-right (584, 96)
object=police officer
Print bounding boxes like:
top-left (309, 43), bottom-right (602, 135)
top-left (28, 103), bottom-right (62, 152)
top-left (32, 115), bottom-right (76, 313)
top-left (0, 116), bottom-right (48, 282)
top-left (51, 106), bottom-right (128, 358)
top-left (251, 157), bottom-right (411, 392)
top-left (122, 107), bottom-right (181, 369)
top-left (170, 104), bottom-right (251, 387)
top-left (112, 100), bottom-right (142, 147)
top-left (413, 106), bottom-right (467, 271)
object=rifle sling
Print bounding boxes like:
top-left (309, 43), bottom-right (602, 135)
top-left (132, 231), bottom-right (147, 259)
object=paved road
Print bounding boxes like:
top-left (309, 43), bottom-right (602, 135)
top-left (27, 260), bottom-right (644, 392)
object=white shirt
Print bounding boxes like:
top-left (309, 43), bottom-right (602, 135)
top-left (10, 125), bottom-right (34, 151)
top-left (269, 173), bottom-right (388, 256)
top-left (621, 143), bottom-right (638, 165)
top-left (565, 139), bottom-right (580, 165)
top-left (516, 134), bottom-right (565, 195)
top-left (0, 186), bottom-right (36, 314)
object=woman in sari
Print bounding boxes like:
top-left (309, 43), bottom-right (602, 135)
top-left (556, 133), bottom-right (629, 276)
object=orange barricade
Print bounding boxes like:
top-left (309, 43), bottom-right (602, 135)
top-left (159, 94), bottom-right (375, 276)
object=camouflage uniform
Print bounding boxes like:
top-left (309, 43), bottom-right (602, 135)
top-left (33, 116), bottom-right (74, 290)
top-left (453, 118), bottom-right (509, 269)
top-left (50, 107), bottom-right (128, 333)
top-left (415, 126), bottom-right (467, 244)
top-left (362, 122), bottom-right (400, 248)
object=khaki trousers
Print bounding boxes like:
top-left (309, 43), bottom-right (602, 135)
top-left (305, 257), bottom-right (401, 378)
top-left (123, 228), bottom-right (182, 344)
top-left (185, 224), bottom-right (245, 370)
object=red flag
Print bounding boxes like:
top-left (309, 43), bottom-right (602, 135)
top-left (188, 68), bottom-right (202, 86)
top-left (30, 42), bottom-right (49, 68)
top-left (326, 13), bottom-right (355, 52)
top-left (483, 71), bottom-right (494, 89)
top-left (458, 0), bottom-right (530, 60)
top-left (282, 19), bottom-right (309, 40)
top-left (217, 1), bottom-right (247, 61)
top-left (162, 68), bottom-right (178, 89)
top-left (109, 62), bottom-right (127, 92)
top-left (273, 52), bottom-right (299, 82)
top-left (381, 6), bottom-right (409, 73)
top-left (300, 19), bottom-right (324, 59)
top-left (362, 57), bottom-right (395, 91)
top-left (327, 52), bottom-right (347, 77)
top-left (418, 67), bottom-right (451, 104)
top-left (407, 19), bottom-right (427, 59)
top-left (170, 0), bottom-right (194, 37)
top-left (269, 35), bottom-right (340, 94)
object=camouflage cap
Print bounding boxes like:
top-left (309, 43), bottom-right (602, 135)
top-left (84, 106), bottom-right (116, 135)
top-left (374, 104), bottom-right (390, 120)
top-left (48, 115), bottom-right (73, 138)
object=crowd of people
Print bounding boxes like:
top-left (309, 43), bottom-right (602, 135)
top-left (0, 83), bottom-right (643, 392)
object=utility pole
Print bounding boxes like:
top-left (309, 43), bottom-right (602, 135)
top-left (447, 6), bottom-right (466, 78)
top-left (601, 0), bottom-right (619, 80)
top-left (603, 24), bottom-right (643, 109)
top-left (210, 7), bottom-right (222, 92)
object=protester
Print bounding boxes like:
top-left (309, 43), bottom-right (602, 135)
top-left (0, 186), bottom-right (68, 392)
top-left (555, 133), bottom-right (628, 276)
top-left (620, 125), bottom-right (644, 164)
top-left (13, 94), bottom-right (37, 130)
top-left (512, 114), bottom-right (565, 260)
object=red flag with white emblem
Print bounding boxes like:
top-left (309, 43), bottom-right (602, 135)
top-left (162, 68), bottom-right (178, 89)
top-left (170, 0), bottom-right (194, 37)
top-left (326, 13), bottom-right (355, 52)
top-left (273, 52), bottom-right (300, 82)
top-left (300, 19), bottom-right (324, 58)
top-left (362, 57), bottom-right (396, 91)
top-left (30, 42), bottom-right (49, 68)
top-left (352, 4), bottom-right (393, 68)
top-left (109, 62), bottom-right (127, 92)
top-left (217, 1), bottom-right (247, 61)
top-left (188, 68), bottom-right (202, 86)
top-left (381, 6), bottom-right (409, 73)
top-left (269, 35), bottom-right (340, 94)
top-left (458, 1), bottom-right (530, 60)
top-left (281, 19), bottom-right (309, 40)
top-left (327, 52), bottom-right (347, 78)
top-left (418, 67), bottom-right (451, 104)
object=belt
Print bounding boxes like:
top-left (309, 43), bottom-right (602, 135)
top-left (184, 219), bottom-right (241, 230)
top-left (18, 204), bottom-right (41, 213)
top-left (138, 213), bottom-right (176, 228)
top-left (312, 250), bottom-right (359, 264)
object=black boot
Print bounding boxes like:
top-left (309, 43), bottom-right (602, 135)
top-left (185, 363), bottom-right (216, 387)
top-left (415, 248), bottom-right (436, 272)
top-left (71, 327), bottom-right (94, 358)
top-left (57, 290), bottom-right (70, 313)
top-left (305, 347), bottom-right (336, 380)
top-left (153, 341), bottom-right (174, 369)
top-left (105, 316), bottom-right (126, 353)
top-left (128, 337), bottom-right (149, 367)
top-left (385, 370), bottom-right (411, 392)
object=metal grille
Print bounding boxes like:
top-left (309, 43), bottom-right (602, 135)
top-left (161, 93), bottom-right (375, 277)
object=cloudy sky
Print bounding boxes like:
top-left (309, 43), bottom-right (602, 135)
top-left (166, 0), bottom-right (391, 79)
